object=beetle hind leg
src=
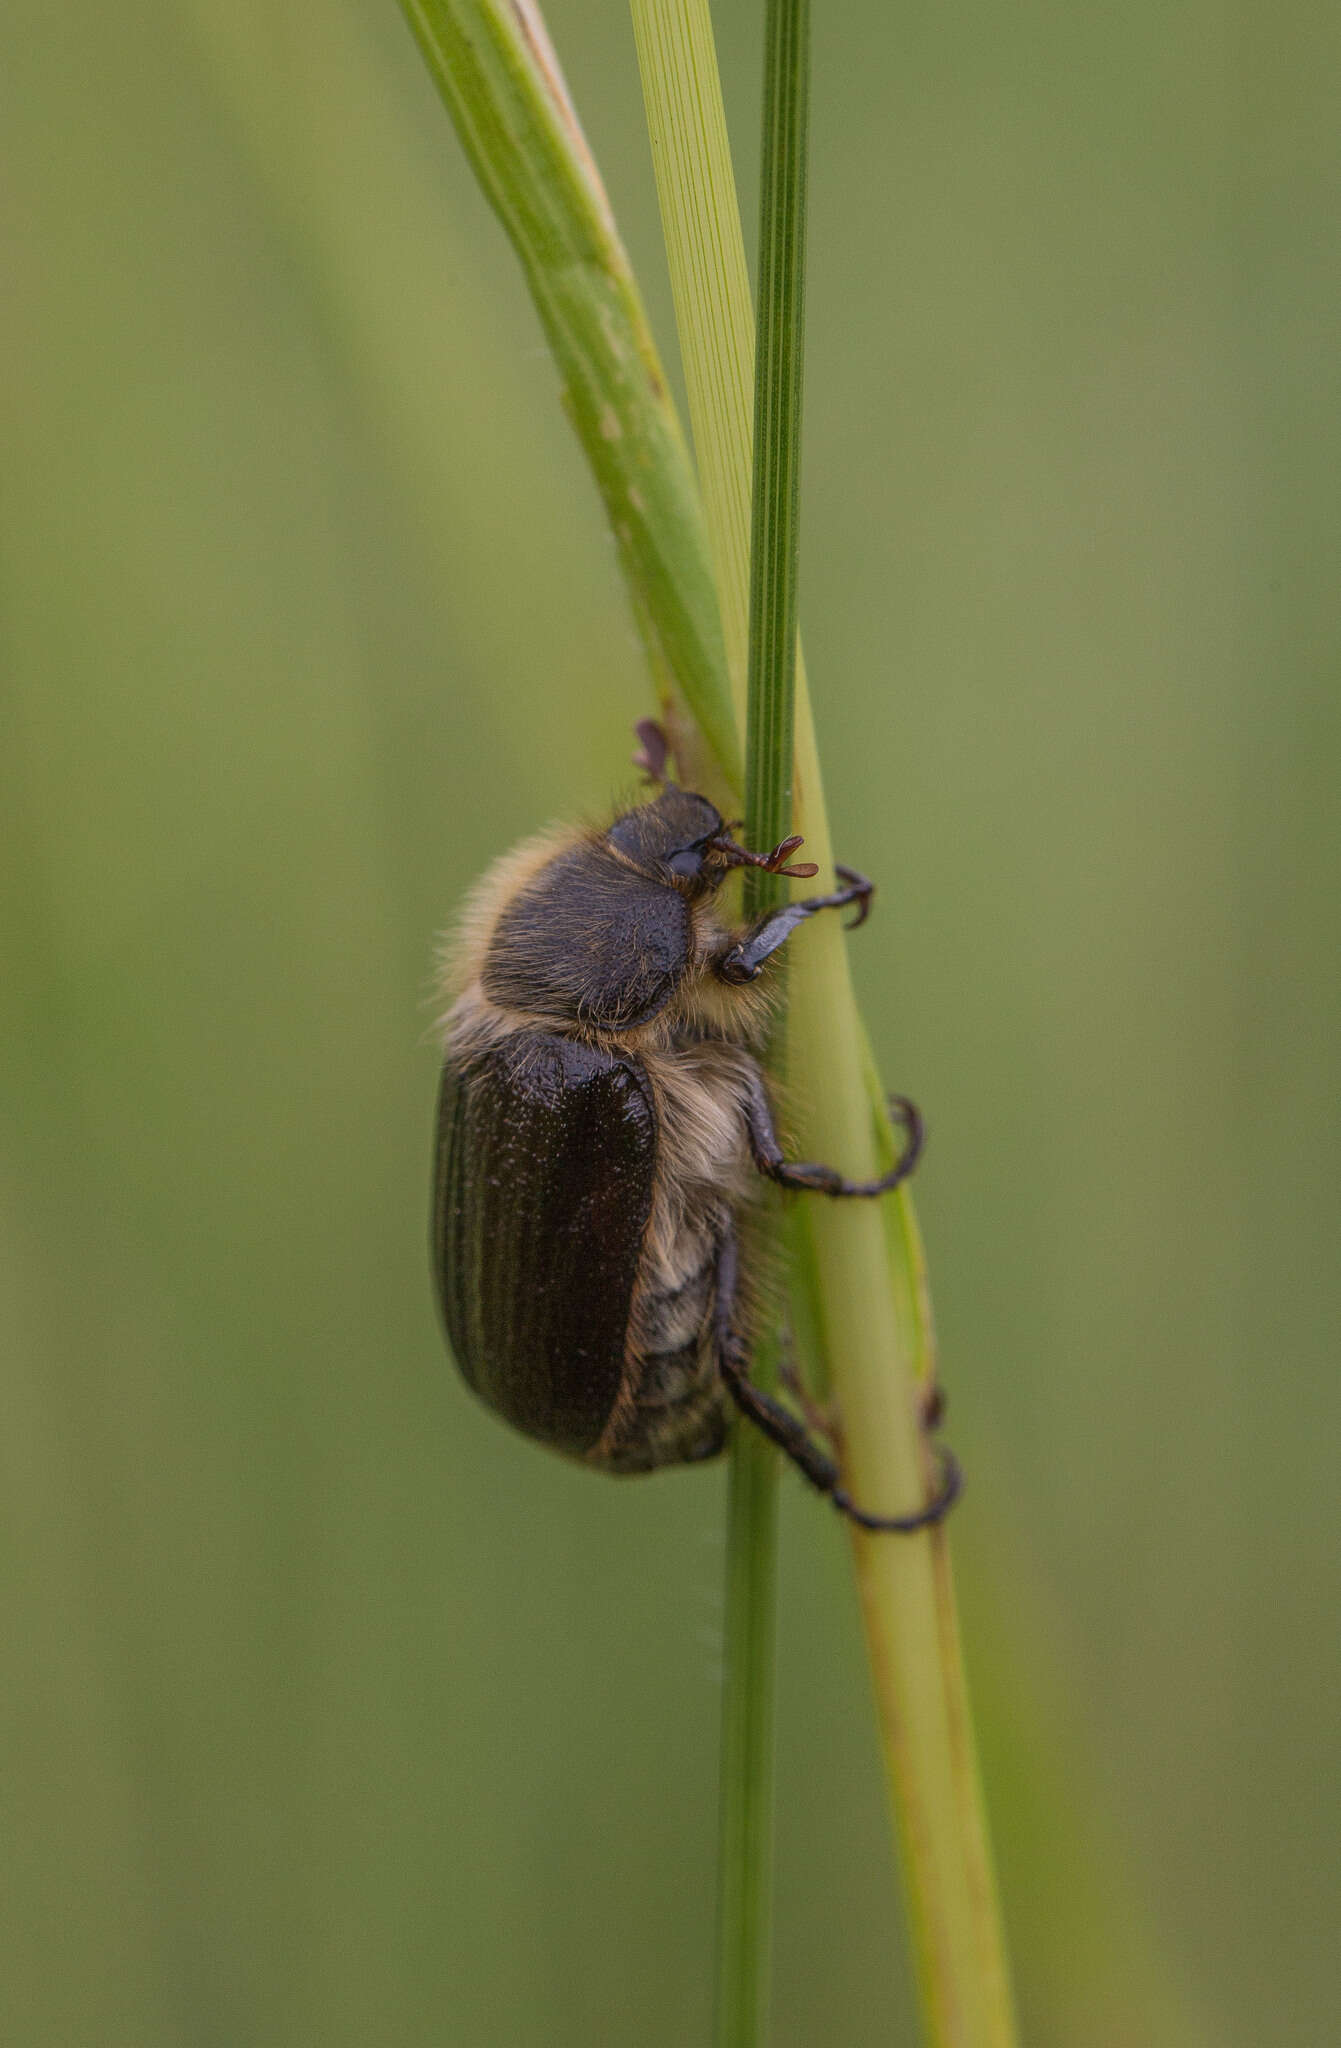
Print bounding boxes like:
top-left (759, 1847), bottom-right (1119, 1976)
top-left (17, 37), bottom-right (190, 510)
top-left (779, 1339), bottom-right (836, 1445)
top-left (713, 1229), bottom-right (960, 1534)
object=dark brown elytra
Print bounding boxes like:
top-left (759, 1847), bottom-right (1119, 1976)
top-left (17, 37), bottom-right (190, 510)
top-left (431, 738), bottom-right (959, 1532)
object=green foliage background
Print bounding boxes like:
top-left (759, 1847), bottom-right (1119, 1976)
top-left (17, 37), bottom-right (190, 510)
top-left (3, 2), bottom-right (1337, 2042)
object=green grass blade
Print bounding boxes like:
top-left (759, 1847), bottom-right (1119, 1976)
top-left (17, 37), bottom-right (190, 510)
top-left (745, 0), bottom-right (809, 871)
top-left (397, 0), bottom-right (742, 792)
top-left (714, 1417), bottom-right (779, 2048)
top-left (713, 8), bottom-right (812, 2041)
top-left (630, 4), bottom-right (1018, 2043)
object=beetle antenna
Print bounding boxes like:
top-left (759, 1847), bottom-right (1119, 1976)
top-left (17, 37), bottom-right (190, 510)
top-left (707, 831), bottom-right (819, 881)
top-left (631, 717), bottom-right (671, 783)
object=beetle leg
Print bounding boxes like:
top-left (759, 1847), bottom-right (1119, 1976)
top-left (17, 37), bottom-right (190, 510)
top-left (741, 1065), bottom-right (925, 1198)
top-left (715, 864), bottom-right (874, 985)
top-left (714, 1228), bottom-right (961, 1533)
top-left (778, 1341), bottom-right (838, 1446)
top-left (631, 717), bottom-right (670, 781)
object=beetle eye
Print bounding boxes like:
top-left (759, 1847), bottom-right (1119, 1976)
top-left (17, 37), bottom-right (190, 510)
top-left (666, 847), bottom-right (706, 879)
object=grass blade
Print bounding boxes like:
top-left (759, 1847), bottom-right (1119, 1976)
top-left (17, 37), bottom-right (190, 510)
top-left (630, 4), bottom-right (1018, 2042)
top-left (713, 8), bottom-right (811, 2041)
top-left (397, 0), bottom-right (742, 791)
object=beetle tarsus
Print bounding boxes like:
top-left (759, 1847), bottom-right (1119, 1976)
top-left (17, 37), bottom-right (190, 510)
top-left (714, 1227), bottom-right (961, 1534)
top-left (743, 1074), bottom-right (924, 1198)
top-left (831, 1445), bottom-right (962, 1532)
top-left (716, 861), bottom-right (875, 981)
top-left (779, 1345), bottom-right (837, 1445)
top-left (631, 717), bottom-right (671, 782)
top-left (921, 1380), bottom-right (947, 1430)
top-left (832, 863), bottom-right (874, 929)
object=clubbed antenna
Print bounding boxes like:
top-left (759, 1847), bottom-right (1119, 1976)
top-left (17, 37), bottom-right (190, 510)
top-left (706, 830), bottom-right (818, 881)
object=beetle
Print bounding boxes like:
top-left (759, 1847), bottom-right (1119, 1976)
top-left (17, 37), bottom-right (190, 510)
top-left (431, 766), bottom-right (959, 1533)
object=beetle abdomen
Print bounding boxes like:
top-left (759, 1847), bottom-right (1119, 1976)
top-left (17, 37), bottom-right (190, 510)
top-left (590, 1245), bottom-right (729, 1473)
top-left (590, 1350), bottom-right (728, 1472)
top-left (434, 1029), bottom-right (657, 1456)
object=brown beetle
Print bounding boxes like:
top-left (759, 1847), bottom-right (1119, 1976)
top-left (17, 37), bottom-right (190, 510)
top-left (432, 779), bottom-right (958, 1531)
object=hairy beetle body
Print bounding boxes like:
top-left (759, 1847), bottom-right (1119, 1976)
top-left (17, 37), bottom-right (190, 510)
top-left (432, 782), bottom-right (959, 1532)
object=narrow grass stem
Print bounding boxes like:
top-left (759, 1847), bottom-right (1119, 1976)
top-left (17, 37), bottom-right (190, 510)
top-left (715, 1409), bottom-right (779, 2048)
top-left (744, 0), bottom-right (809, 871)
top-left (713, 8), bottom-right (811, 2041)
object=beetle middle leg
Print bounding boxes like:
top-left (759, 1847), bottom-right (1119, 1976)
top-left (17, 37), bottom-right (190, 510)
top-left (713, 1228), bottom-right (960, 1533)
top-left (740, 1063), bottom-right (925, 1198)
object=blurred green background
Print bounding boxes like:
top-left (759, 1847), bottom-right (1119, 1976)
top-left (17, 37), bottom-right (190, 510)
top-left (3, 2), bottom-right (1338, 2042)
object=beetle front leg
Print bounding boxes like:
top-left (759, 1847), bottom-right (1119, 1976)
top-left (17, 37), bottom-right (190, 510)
top-left (716, 865), bottom-right (874, 986)
top-left (713, 1228), bottom-right (961, 1533)
top-left (740, 1062), bottom-right (925, 1197)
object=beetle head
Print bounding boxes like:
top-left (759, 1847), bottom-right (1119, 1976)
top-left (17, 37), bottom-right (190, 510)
top-left (609, 785), bottom-right (726, 887)
top-left (608, 785), bottom-right (819, 893)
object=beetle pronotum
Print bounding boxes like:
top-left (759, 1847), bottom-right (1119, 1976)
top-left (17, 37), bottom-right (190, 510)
top-left (431, 758), bottom-right (958, 1532)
